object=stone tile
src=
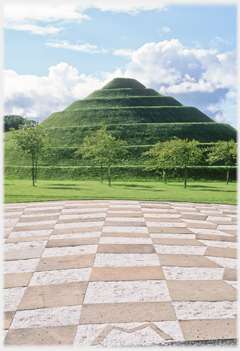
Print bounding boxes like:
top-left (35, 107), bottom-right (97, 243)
top-left (220, 230), bottom-right (237, 236)
top-left (104, 221), bottom-right (146, 227)
top-left (167, 280), bottom-right (237, 301)
top-left (46, 237), bottom-right (99, 247)
top-left (102, 226), bottom-right (148, 233)
top-left (5, 222), bottom-right (17, 228)
top-left (210, 221), bottom-right (238, 225)
top-left (4, 325), bottom-right (78, 345)
top-left (101, 232), bottom-right (150, 238)
top-left (12, 224), bottom-right (55, 231)
top-left (223, 268), bottom-right (237, 281)
top-left (4, 207), bottom-right (25, 212)
top-left (179, 319), bottom-right (237, 341)
top-left (4, 311), bottom-right (15, 329)
top-left (42, 245), bottom-right (98, 257)
top-left (36, 254), bottom-right (95, 271)
top-left (10, 305), bottom-right (82, 329)
top-left (57, 217), bottom-right (105, 223)
top-left (52, 226), bottom-right (102, 235)
top-left (4, 247), bottom-right (45, 261)
top-left (84, 280), bottom-right (171, 303)
top-left (180, 214), bottom-right (207, 220)
top-left (206, 256), bottom-right (237, 269)
top-left (155, 245), bottom-right (206, 255)
top-left (185, 222), bottom-right (217, 229)
top-left (4, 259), bottom-right (40, 274)
top-left (4, 273), bottom-right (33, 288)
top-left (79, 302), bottom-right (176, 324)
top-left (5, 235), bottom-right (50, 243)
top-left (18, 282), bottom-right (88, 310)
top-left (108, 207), bottom-right (142, 212)
top-left (55, 222), bottom-right (104, 229)
top-left (149, 227), bottom-right (192, 234)
top-left (90, 266), bottom-right (165, 281)
top-left (4, 287), bottom-right (27, 311)
top-left (157, 254), bottom-right (221, 267)
top-left (97, 244), bottom-right (155, 254)
top-left (94, 254), bottom-right (160, 267)
top-left (163, 267), bottom-right (224, 280)
top-left (195, 233), bottom-right (237, 242)
top-left (99, 237), bottom-right (152, 244)
top-left (23, 209), bottom-right (62, 214)
top-left (29, 268), bottom-right (92, 285)
top-left (18, 216), bottom-right (59, 222)
top-left (204, 246), bottom-right (237, 259)
top-left (144, 218), bottom-right (183, 222)
top-left (152, 238), bottom-right (205, 246)
top-left (9, 230), bottom-right (53, 238)
top-left (107, 213), bottom-right (143, 217)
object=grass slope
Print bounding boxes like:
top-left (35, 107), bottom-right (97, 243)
top-left (4, 179), bottom-right (237, 204)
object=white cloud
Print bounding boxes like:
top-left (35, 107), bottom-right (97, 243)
top-left (45, 41), bottom-right (108, 54)
top-left (4, 63), bottom-right (122, 122)
top-left (113, 49), bottom-right (133, 58)
top-left (10, 24), bottom-right (62, 36)
top-left (161, 26), bottom-right (171, 33)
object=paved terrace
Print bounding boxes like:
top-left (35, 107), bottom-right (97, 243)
top-left (3, 200), bottom-right (237, 347)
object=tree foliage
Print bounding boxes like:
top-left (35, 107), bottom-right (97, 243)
top-left (10, 119), bottom-right (51, 186)
top-left (206, 140), bottom-right (237, 184)
top-left (75, 126), bottom-right (128, 186)
top-left (4, 115), bottom-right (36, 132)
top-left (143, 137), bottom-right (204, 187)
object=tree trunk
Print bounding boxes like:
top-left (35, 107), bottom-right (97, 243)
top-left (35, 159), bottom-right (37, 183)
top-left (32, 155), bottom-right (35, 186)
top-left (101, 163), bottom-right (103, 183)
top-left (184, 165), bottom-right (187, 188)
top-left (163, 169), bottom-right (167, 183)
top-left (108, 164), bottom-right (111, 187)
top-left (226, 167), bottom-right (229, 185)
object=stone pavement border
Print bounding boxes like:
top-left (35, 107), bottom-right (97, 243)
top-left (3, 200), bottom-right (237, 347)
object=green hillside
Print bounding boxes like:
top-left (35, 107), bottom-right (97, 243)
top-left (4, 77), bottom-right (237, 181)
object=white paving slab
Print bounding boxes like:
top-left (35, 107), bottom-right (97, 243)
top-left (4, 259), bottom-right (40, 274)
top-left (105, 217), bottom-right (145, 222)
top-left (84, 280), bottom-right (171, 304)
top-left (102, 226), bottom-right (148, 233)
top-left (29, 268), bottom-right (92, 285)
top-left (172, 301), bottom-right (237, 320)
top-left (9, 230), bottom-right (53, 238)
top-left (198, 240), bottom-right (237, 249)
top-left (154, 245), bottom-right (207, 255)
top-left (150, 234), bottom-right (196, 239)
top-left (4, 287), bottom-right (27, 311)
top-left (205, 256), bottom-right (237, 269)
top-left (93, 254), bottom-right (160, 267)
top-left (146, 222), bottom-right (186, 227)
top-left (49, 232), bottom-right (101, 239)
top-left (99, 237), bottom-right (152, 244)
top-left (10, 306), bottom-right (82, 329)
top-left (59, 213), bottom-right (106, 219)
top-left (54, 222), bottom-right (104, 228)
top-left (187, 228), bottom-right (232, 236)
top-left (42, 245), bottom-right (98, 257)
top-left (162, 267), bottom-right (224, 280)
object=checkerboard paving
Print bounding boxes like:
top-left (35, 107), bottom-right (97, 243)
top-left (3, 200), bottom-right (237, 347)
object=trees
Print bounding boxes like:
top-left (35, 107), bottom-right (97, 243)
top-left (142, 141), bottom-right (169, 183)
top-left (143, 137), bottom-right (204, 187)
top-left (75, 126), bottom-right (128, 186)
top-left (4, 115), bottom-right (36, 132)
top-left (206, 140), bottom-right (237, 184)
top-left (10, 119), bottom-right (51, 186)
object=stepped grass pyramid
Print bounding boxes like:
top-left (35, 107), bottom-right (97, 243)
top-left (42, 77), bottom-right (236, 144)
top-left (5, 77), bottom-right (237, 181)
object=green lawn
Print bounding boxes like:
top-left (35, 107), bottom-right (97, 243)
top-left (4, 179), bottom-right (237, 205)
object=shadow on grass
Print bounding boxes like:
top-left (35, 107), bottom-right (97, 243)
top-left (114, 184), bottom-right (154, 189)
top-left (50, 183), bottom-right (78, 186)
top-left (46, 187), bottom-right (81, 190)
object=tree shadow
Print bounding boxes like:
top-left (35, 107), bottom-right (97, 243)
top-left (46, 187), bottom-right (81, 190)
top-left (114, 184), bottom-right (154, 189)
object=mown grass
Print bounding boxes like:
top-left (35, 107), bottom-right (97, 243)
top-left (4, 179), bottom-right (237, 204)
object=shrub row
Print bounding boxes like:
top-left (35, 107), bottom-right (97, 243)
top-left (4, 165), bottom-right (237, 182)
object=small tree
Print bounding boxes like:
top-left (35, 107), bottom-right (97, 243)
top-left (75, 126), bottom-right (128, 186)
top-left (142, 141), bottom-right (169, 183)
top-left (206, 140), bottom-right (237, 184)
top-left (143, 137), bottom-right (204, 187)
top-left (10, 119), bottom-right (51, 186)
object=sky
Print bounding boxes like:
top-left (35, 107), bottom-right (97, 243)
top-left (3, 0), bottom-right (238, 128)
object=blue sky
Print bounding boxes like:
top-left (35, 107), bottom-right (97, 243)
top-left (3, 0), bottom-right (238, 128)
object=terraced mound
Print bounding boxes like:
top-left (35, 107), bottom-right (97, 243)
top-left (5, 78), bottom-right (237, 181)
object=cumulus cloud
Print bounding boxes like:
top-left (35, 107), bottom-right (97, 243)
top-left (112, 49), bottom-right (133, 59)
top-left (4, 63), bottom-right (123, 122)
top-left (45, 41), bottom-right (108, 54)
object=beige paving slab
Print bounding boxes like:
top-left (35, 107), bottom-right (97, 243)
top-left (108, 207), bottom-right (142, 211)
top-left (12, 224), bottom-right (55, 231)
top-left (4, 222), bottom-right (18, 228)
top-left (18, 282), bottom-right (88, 310)
top-left (52, 226), bottom-right (102, 235)
top-left (220, 230), bottom-right (237, 236)
top-left (180, 214), bottom-right (207, 220)
top-left (144, 218), bottom-right (184, 222)
top-left (90, 266), bottom-right (165, 281)
top-left (97, 244), bottom-right (155, 254)
top-left (142, 211), bottom-right (177, 214)
top-left (4, 247), bottom-right (45, 261)
top-left (4, 311), bottom-right (15, 329)
top-left (210, 221), bottom-right (238, 225)
top-left (152, 238), bottom-right (205, 246)
top-left (18, 216), bottom-right (59, 222)
top-left (4, 207), bottom-right (26, 212)
top-left (5, 235), bottom-right (50, 243)
top-left (101, 232), bottom-right (150, 238)
top-left (107, 213), bottom-right (143, 217)
top-left (46, 237), bottom-right (99, 248)
top-left (185, 222), bottom-right (217, 229)
top-left (149, 227), bottom-right (193, 234)
top-left (158, 254), bottom-right (222, 267)
top-left (179, 319), bottom-right (237, 341)
top-left (36, 254), bottom-right (95, 271)
top-left (223, 268), bottom-right (237, 281)
top-left (57, 217), bottom-right (106, 223)
top-left (4, 325), bottom-right (78, 345)
top-left (79, 302), bottom-right (176, 324)
top-left (4, 272), bottom-right (33, 288)
top-left (195, 233), bottom-right (237, 242)
top-left (167, 280), bottom-right (237, 301)
top-left (23, 209), bottom-right (62, 214)
top-left (104, 221), bottom-right (146, 227)
top-left (66, 200), bottom-right (109, 203)
top-left (204, 246), bottom-right (237, 259)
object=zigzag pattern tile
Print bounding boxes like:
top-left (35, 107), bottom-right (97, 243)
top-left (3, 200), bottom-right (237, 347)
